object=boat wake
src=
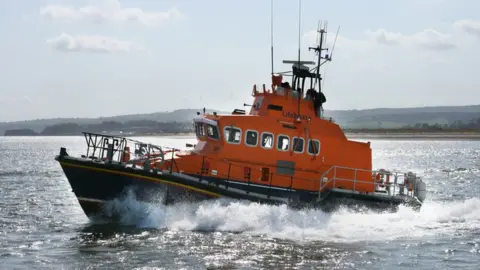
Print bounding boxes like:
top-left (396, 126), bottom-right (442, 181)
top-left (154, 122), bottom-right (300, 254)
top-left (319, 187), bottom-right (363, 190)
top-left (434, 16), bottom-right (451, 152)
top-left (90, 191), bottom-right (480, 243)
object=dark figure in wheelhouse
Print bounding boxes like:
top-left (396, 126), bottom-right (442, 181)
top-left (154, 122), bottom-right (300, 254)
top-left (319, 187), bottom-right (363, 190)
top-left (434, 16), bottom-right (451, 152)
top-left (306, 89), bottom-right (327, 117)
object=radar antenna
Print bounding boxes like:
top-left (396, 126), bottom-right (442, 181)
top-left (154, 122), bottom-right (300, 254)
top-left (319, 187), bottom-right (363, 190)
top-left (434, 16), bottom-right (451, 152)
top-left (308, 22), bottom-right (340, 92)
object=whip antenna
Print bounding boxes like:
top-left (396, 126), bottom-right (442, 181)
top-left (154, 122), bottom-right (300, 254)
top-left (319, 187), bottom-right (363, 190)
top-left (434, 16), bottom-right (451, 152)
top-left (270, 0), bottom-right (274, 76)
top-left (329, 25), bottom-right (340, 61)
top-left (322, 25), bottom-right (340, 90)
top-left (297, 0), bottom-right (302, 67)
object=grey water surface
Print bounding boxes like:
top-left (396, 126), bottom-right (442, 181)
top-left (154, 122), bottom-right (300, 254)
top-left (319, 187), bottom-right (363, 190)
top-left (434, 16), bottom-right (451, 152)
top-left (0, 136), bottom-right (479, 269)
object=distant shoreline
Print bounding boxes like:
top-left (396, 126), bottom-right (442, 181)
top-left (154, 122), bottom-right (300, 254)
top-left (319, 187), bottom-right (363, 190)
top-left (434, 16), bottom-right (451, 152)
top-left (138, 129), bottom-right (480, 140)
top-left (3, 130), bottom-right (480, 140)
top-left (129, 132), bottom-right (195, 137)
top-left (343, 129), bottom-right (480, 140)
top-left (345, 133), bottom-right (480, 140)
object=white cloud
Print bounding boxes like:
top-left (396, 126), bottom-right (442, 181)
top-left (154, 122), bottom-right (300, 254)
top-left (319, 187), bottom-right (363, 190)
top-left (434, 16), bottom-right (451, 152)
top-left (46, 33), bottom-right (142, 53)
top-left (454, 19), bottom-right (480, 37)
top-left (304, 26), bottom-right (456, 52)
top-left (365, 28), bottom-right (456, 50)
top-left (0, 95), bottom-right (33, 105)
top-left (40, 0), bottom-right (183, 27)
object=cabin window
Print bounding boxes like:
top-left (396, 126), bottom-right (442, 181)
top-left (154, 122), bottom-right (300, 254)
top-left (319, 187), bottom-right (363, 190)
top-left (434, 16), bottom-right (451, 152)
top-left (307, 139), bottom-right (320, 155)
top-left (245, 130), bottom-right (258, 146)
top-left (224, 127), bottom-right (242, 144)
top-left (292, 137), bottom-right (304, 153)
top-left (206, 124), bottom-right (219, 139)
top-left (195, 122), bottom-right (205, 137)
top-left (261, 132), bottom-right (274, 149)
top-left (277, 135), bottom-right (290, 151)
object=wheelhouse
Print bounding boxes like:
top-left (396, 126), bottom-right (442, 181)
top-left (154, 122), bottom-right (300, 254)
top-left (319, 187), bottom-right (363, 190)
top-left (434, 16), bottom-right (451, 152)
top-left (193, 117), bottom-right (220, 140)
top-left (192, 112), bottom-right (324, 158)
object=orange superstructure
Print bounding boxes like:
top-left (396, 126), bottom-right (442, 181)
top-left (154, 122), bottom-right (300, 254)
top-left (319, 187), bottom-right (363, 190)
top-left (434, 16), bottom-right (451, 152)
top-left (154, 25), bottom-right (376, 195)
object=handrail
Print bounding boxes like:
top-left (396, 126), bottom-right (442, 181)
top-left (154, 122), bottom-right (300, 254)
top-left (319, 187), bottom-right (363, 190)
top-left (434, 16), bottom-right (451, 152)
top-left (317, 165), bottom-right (421, 201)
top-left (81, 132), bottom-right (181, 164)
top-left (153, 149), bottom-right (418, 198)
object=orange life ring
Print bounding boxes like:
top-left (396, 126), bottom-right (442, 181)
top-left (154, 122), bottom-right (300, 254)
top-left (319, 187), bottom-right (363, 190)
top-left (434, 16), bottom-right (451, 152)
top-left (376, 169), bottom-right (385, 187)
top-left (122, 146), bottom-right (131, 162)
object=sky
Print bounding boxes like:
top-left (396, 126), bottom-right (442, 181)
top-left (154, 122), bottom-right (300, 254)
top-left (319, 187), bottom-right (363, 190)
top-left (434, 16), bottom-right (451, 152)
top-left (1, 0), bottom-right (479, 122)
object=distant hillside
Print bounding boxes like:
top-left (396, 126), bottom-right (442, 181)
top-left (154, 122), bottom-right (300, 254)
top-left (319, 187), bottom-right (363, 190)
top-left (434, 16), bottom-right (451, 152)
top-left (1, 105), bottom-right (480, 135)
top-left (36, 120), bottom-right (192, 136)
top-left (0, 108), bottom-right (228, 135)
top-left (324, 105), bottom-right (480, 128)
top-left (4, 129), bottom-right (38, 136)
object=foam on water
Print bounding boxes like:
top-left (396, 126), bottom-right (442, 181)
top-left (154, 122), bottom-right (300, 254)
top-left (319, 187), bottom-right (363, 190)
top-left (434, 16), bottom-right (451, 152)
top-left (95, 191), bottom-right (480, 243)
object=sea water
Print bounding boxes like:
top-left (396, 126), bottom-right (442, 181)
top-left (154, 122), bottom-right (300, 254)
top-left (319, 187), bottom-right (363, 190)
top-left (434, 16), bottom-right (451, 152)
top-left (0, 136), bottom-right (479, 269)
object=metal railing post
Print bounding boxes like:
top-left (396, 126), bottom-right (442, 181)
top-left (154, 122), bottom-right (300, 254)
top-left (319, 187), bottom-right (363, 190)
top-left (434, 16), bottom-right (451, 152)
top-left (333, 167), bottom-right (337, 188)
top-left (169, 148), bottom-right (175, 174)
top-left (246, 166), bottom-right (251, 194)
top-left (268, 172), bottom-right (273, 198)
top-left (393, 173), bottom-right (397, 196)
top-left (200, 156), bottom-right (205, 182)
top-left (226, 163), bottom-right (231, 189)
top-left (353, 168), bottom-right (357, 192)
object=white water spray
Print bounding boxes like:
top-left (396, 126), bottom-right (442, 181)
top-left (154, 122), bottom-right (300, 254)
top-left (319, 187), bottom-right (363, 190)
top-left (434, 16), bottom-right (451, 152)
top-left (94, 192), bottom-right (480, 243)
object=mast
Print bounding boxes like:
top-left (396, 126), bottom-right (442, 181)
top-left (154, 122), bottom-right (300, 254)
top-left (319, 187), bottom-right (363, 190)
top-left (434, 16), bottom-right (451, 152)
top-left (316, 28), bottom-right (325, 93)
top-left (309, 22), bottom-right (328, 93)
top-left (309, 22), bottom-right (340, 92)
top-left (279, 8), bottom-right (339, 119)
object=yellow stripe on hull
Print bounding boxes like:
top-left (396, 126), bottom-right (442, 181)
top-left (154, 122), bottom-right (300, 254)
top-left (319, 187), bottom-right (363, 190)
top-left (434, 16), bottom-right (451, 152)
top-left (60, 161), bottom-right (222, 198)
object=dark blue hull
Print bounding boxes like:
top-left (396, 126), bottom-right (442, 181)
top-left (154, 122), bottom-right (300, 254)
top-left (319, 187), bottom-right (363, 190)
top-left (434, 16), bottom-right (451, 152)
top-left (56, 154), bottom-right (419, 218)
top-left (56, 156), bottom-right (297, 217)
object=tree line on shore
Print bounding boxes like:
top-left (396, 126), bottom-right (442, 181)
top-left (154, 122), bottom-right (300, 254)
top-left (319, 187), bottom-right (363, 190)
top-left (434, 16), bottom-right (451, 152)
top-left (4, 120), bottom-right (193, 136)
top-left (401, 117), bottom-right (480, 130)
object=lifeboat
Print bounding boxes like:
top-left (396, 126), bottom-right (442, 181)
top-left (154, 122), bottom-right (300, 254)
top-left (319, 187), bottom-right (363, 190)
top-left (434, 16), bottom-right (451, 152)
top-left (54, 22), bottom-right (426, 218)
